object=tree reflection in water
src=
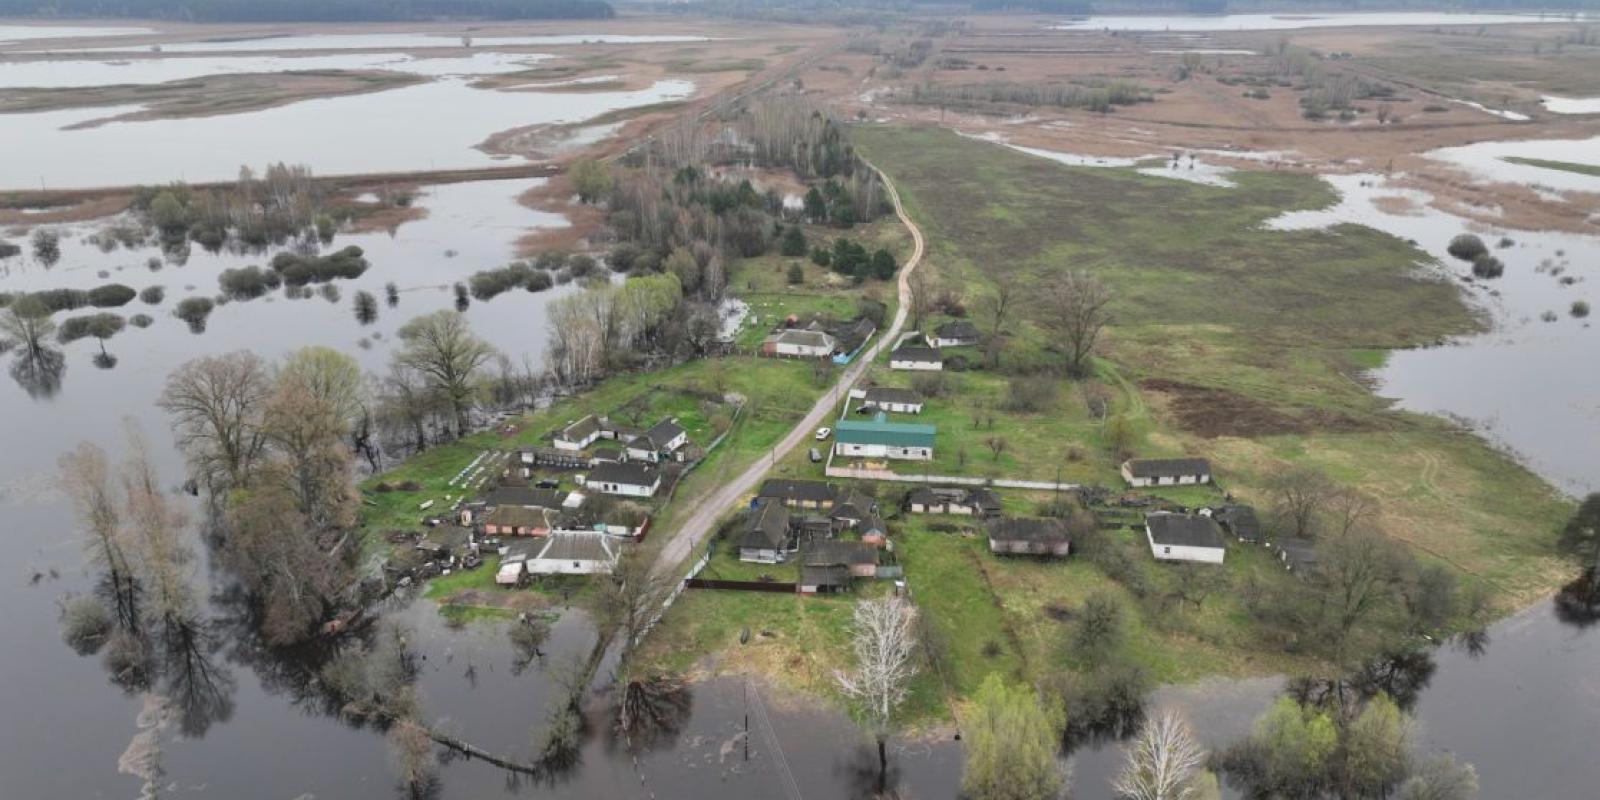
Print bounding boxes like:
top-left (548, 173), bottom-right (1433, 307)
top-left (11, 347), bottom-right (66, 399)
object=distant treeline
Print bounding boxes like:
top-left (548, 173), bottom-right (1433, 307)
top-left (673, 0), bottom-right (1600, 18)
top-left (0, 0), bottom-right (615, 22)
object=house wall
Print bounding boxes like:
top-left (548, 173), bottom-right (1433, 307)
top-left (929, 336), bottom-right (977, 348)
top-left (597, 481), bottom-right (657, 498)
top-left (626, 446), bottom-right (660, 463)
top-left (776, 342), bottom-right (831, 358)
top-left (869, 400), bottom-right (922, 414)
top-left (1145, 530), bottom-right (1226, 564)
top-left (848, 564), bottom-right (876, 578)
top-left (527, 558), bottom-right (613, 576)
top-left (890, 359), bottom-right (943, 371)
top-left (739, 547), bottom-right (783, 564)
top-left (836, 442), bottom-right (932, 461)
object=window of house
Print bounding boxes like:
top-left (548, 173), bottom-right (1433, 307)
top-left (1163, 546), bottom-right (1171, 555)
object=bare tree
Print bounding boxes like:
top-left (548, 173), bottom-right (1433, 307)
top-left (59, 442), bottom-right (139, 630)
top-left (276, 346), bottom-right (364, 434)
top-left (394, 311), bottom-right (496, 437)
top-left (1327, 487), bottom-right (1379, 539)
top-left (0, 295), bottom-right (56, 359)
top-left (908, 266), bottom-right (930, 330)
top-left (975, 282), bottom-right (1016, 368)
top-left (588, 547), bottom-right (675, 660)
top-left (120, 427), bottom-right (195, 628)
top-left (1114, 709), bottom-right (1208, 800)
top-left (158, 351), bottom-right (271, 493)
top-left (985, 436), bottom-right (1008, 462)
top-left (835, 595), bottom-right (920, 793)
top-left (262, 378), bottom-right (359, 529)
top-left (1315, 524), bottom-right (1403, 660)
top-left (1267, 465), bottom-right (1332, 540)
top-left (1038, 270), bottom-right (1112, 378)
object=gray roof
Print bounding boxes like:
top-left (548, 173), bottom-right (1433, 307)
top-left (534, 532), bottom-right (617, 563)
top-left (935, 320), bottom-right (981, 340)
top-left (891, 345), bottom-right (942, 363)
top-left (740, 500), bottom-right (791, 551)
top-left (769, 328), bottom-right (836, 349)
top-left (1215, 505), bottom-right (1262, 541)
top-left (804, 540), bottom-right (878, 567)
top-left (1146, 513), bottom-right (1225, 549)
top-left (559, 414), bottom-right (600, 442)
top-left (802, 564), bottom-right (851, 587)
top-left (863, 386), bottom-right (924, 405)
top-left (759, 479), bottom-right (835, 504)
top-left (1124, 457), bottom-right (1212, 479)
top-left (831, 489), bottom-right (877, 521)
top-left (1278, 538), bottom-right (1319, 569)
top-left (484, 486), bottom-right (567, 509)
top-left (968, 488), bottom-right (1002, 511)
top-left (588, 461), bottom-right (659, 487)
top-left (987, 517), bottom-right (1068, 544)
top-left (643, 418), bottom-right (687, 449)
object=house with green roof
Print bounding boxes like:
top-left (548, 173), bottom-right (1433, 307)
top-left (834, 413), bottom-right (936, 461)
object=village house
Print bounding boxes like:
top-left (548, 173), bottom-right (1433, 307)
top-left (525, 531), bottom-right (620, 576)
top-left (484, 485), bottom-right (568, 511)
top-left (1121, 457), bottom-right (1213, 487)
top-left (928, 319), bottom-right (982, 348)
top-left (1209, 504), bottom-right (1263, 544)
top-left (835, 414), bottom-right (936, 461)
top-left (553, 414), bottom-right (602, 451)
top-left (829, 317), bottom-right (878, 360)
top-left (590, 445), bottom-right (622, 464)
top-left (625, 418), bottom-right (689, 463)
top-left (906, 486), bottom-right (1002, 517)
top-left (762, 328), bottom-right (837, 359)
top-left (800, 540), bottom-right (879, 594)
top-left (585, 462), bottom-right (661, 498)
top-left (482, 505), bottom-right (559, 537)
top-left (830, 488), bottom-right (880, 530)
top-left (738, 499), bottom-right (794, 563)
top-left (757, 478), bottom-right (836, 510)
top-left (861, 386), bottom-right (925, 414)
top-left (859, 514), bottom-right (889, 547)
top-left (889, 344), bottom-right (944, 371)
top-left (1145, 512), bottom-right (1227, 564)
top-left (987, 517), bottom-right (1072, 557)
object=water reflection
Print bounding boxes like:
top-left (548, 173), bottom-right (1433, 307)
top-left (10, 346), bottom-right (66, 398)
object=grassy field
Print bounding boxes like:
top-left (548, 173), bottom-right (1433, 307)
top-left (853, 124), bottom-right (1572, 607)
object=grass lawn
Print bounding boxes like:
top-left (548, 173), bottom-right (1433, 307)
top-left (1501, 156), bottom-right (1600, 178)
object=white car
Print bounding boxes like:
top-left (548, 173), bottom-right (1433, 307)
top-left (815, 427), bottom-right (832, 440)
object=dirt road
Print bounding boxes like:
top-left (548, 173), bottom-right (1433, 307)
top-left (650, 160), bottom-right (925, 576)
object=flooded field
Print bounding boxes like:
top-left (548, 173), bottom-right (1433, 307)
top-left (0, 50), bottom-right (546, 88)
top-left (0, 74), bottom-right (693, 187)
top-left (44, 31), bottom-right (711, 53)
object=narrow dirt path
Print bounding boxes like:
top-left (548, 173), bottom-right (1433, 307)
top-left (650, 159), bottom-right (926, 577)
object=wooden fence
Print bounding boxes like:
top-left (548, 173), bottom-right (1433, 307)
top-left (685, 578), bottom-right (798, 593)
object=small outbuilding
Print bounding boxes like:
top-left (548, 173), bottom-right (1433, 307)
top-left (861, 386), bottom-right (925, 415)
top-left (1145, 512), bottom-right (1226, 564)
top-left (1210, 504), bottom-right (1263, 544)
top-left (1121, 457), bottom-right (1212, 488)
top-left (554, 414), bottom-right (602, 451)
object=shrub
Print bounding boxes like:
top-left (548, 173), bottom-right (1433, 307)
top-left (129, 313), bottom-right (154, 328)
top-left (57, 312), bottom-right (125, 344)
top-left (385, 282), bottom-right (400, 306)
top-left (469, 262), bottom-right (536, 300)
top-left (353, 290), bottom-right (378, 324)
top-left (86, 284), bottom-right (136, 308)
top-left (568, 254), bottom-right (598, 278)
top-left (28, 288), bottom-right (90, 312)
top-left (0, 240), bottom-right (19, 259)
top-left (139, 286), bottom-right (165, 305)
top-left (786, 262), bottom-right (805, 285)
top-left (608, 242), bottom-right (640, 273)
top-left (779, 225), bottom-right (808, 257)
top-left (526, 271), bottom-right (554, 292)
top-left (269, 245), bottom-right (368, 286)
top-left (174, 297), bottom-right (215, 331)
top-left (1004, 375), bottom-right (1058, 412)
top-left (1573, 300), bottom-right (1591, 318)
top-left (1470, 254), bottom-right (1504, 279)
top-left (1447, 233), bottom-right (1487, 261)
top-left (59, 595), bottom-right (113, 655)
top-left (535, 250), bottom-right (568, 271)
top-left (218, 265), bottom-right (282, 299)
top-left (911, 372), bottom-right (948, 397)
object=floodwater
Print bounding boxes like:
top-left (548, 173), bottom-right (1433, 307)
top-left (0, 24), bottom-right (151, 43)
top-left (1543, 95), bottom-right (1600, 115)
top-left (1053, 11), bottom-right (1577, 32)
top-left (0, 74), bottom-right (694, 188)
top-left (44, 32), bottom-right (711, 54)
top-left (0, 51), bottom-right (547, 88)
top-left (1428, 133), bottom-right (1600, 193)
top-left (1267, 171), bottom-right (1599, 494)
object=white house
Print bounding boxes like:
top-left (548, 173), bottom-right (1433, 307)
top-left (763, 328), bottom-right (836, 358)
top-left (834, 415), bottom-right (936, 461)
top-left (554, 414), bottom-right (602, 451)
top-left (889, 345), bottom-right (943, 371)
top-left (525, 532), bottom-right (620, 575)
top-left (861, 386), bottom-right (924, 414)
top-left (1145, 513), bottom-right (1226, 564)
top-left (626, 418), bottom-right (689, 463)
top-left (1121, 457), bottom-right (1212, 488)
top-left (928, 320), bottom-right (981, 348)
top-left (585, 462), bottom-right (661, 498)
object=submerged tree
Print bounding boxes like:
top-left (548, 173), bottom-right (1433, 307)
top-left (1113, 709), bottom-right (1207, 800)
top-left (159, 351), bottom-right (271, 494)
top-left (393, 311), bottom-right (496, 438)
top-left (962, 673), bottom-right (1068, 800)
top-left (835, 595), bottom-right (920, 792)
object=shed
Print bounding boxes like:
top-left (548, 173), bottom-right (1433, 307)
top-left (1121, 457), bottom-right (1212, 487)
top-left (758, 479), bottom-right (836, 509)
top-left (1212, 505), bottom-right (1263, 543)
top-left (929, 319), bottom-right (982, 348)
top-left (554, 414), bottom-right (601, 451)
top-left (889, 344), bottom-right (944, 371)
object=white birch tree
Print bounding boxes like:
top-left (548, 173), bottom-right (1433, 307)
top-left (1114, 709), bottom-right (1208, 800)
top-left (835, 595), bottom-right (919, 793)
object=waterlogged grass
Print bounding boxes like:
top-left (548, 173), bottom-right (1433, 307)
top-left (1502, 156), bottom-right (1600, 178)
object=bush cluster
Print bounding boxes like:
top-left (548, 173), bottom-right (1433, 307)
top-left (269, 246), bottom-right (368, 286)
